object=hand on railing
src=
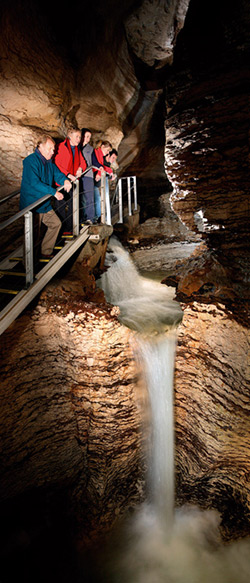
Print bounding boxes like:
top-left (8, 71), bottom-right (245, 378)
top-left (76, 167), bottom-right (83, 178)
top-left (67, 170), bottom-right (81, 182)
top-left (0, 166), bottom-right (101, 231)
top-left (55, 191), bottom-right (64, 200)
top-left (67, 173), bottom-right (77, 182)
top-left (68, 165), bottom-right (100, 184)
top-left (63, 179), bottom-right (72, 192)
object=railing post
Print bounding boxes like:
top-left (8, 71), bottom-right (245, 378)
top-left (72, 180), bottom-right (79, 236)
top-left (133, 176), bottom-right (137, 211)
top-left (24, 210), bottom-right (34, 287)
top-left (100, 172), bottom-right (106, 224)
top-left (105, 177), bottom-right (111, 225)
top-left (127, 177), bottom-right (132, 216)
top-left (118, 179), bottom-right (123, 223)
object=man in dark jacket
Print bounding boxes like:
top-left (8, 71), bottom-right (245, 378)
top-left (20, 134), bottom-right (71, 257)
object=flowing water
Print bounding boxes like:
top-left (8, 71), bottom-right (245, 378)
top-left (99, 237), bottom-right (183, 526)
top-left (135, 333), bottom-right (176, 530)
top-left (100, 237), bottom-right (183, 334)
top-left (95, 237), bottom-right (250, 583)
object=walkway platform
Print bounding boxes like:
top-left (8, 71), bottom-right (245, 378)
top-left (0, 173), bottom-right (138, 335)
top-left (0, 227), bottom-right (92, 335)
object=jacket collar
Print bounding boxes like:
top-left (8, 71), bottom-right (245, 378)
top-left (35, 147), bottom-right (50, 165)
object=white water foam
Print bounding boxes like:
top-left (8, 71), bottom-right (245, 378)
top-left (99, 237), bottom-right (183, 334)
top-left (98, 237), bottom-right (182, 525)
top-left (100, 504), bottom-right (250, 583)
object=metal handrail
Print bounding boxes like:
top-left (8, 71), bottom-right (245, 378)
top-left (0, 190), bottom-right (20, 206)
top-left (0, 168), bottom-right (139, 335)
top-left (0, 171), bottom-right (138, 230)
top-left (111, 176), bottom-right (137, 223)
top-left (0, 165), bottom-right (98, 232)
top-left (0, 165), bottom-right (100, 289)
top-left (0, 194), bottom-right (53, 231)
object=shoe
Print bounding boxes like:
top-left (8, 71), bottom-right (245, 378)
top-left (81, 220), bottom-right (93, 226)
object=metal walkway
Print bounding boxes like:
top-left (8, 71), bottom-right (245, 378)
top-left (0, 171), bottom-right (137, 335)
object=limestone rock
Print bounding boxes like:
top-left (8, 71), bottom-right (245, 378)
top-left (0, 293), bottom-right (144, 544)
top-left (131, 241), bottom-right (200, 275)
top-left (164, 74), bottom-right (249, 241)
top-left (0, 1), bottom-right (139, 196)
top-left (125, 0), bottom-right (190, 67)
top-left (175, 301), bottom-right (250, 539)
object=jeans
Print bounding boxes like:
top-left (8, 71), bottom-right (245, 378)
top-left (94, 185), bottom-right (101, 220)
top-left (80, 176), bottom-right (95, 222)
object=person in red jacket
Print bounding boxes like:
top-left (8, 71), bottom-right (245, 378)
top-left (54, 127), bottom-right (87, 232)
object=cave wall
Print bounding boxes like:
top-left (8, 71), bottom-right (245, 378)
top-left (175, 301), bottom-right (250, 539)
top-left (0, 0), bottom-right (131, 195)
top-left (2, 0), bottom-right (248, 266)
top-left (161, 0), bottom-right (250, 301)
top-left (1, 0), bottom-right (249, 245)
top-left (0, 0), bottom-right (190, 197)
top-left (0, 1), bottom-right (75, 194)
top-left (0, 287), bottom-right (145, 555)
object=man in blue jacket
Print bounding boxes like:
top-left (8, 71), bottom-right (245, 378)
top-left (20, 134), bottom-right (72, 258)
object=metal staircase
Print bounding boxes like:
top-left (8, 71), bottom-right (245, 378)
top-left (0, 171), bottom-right (137, 335)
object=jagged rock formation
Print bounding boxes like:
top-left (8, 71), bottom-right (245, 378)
top-left (125, 0), bottom-right (189, 68)
top-left (175, 301), bottom-right (250, 540)
top-left (162, 0), bottom-right (250, 302)
top-left (0, 284), bottom-right (146, 580)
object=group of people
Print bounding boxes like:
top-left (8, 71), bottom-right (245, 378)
top-left (19, 128), bottom-right (118, 258)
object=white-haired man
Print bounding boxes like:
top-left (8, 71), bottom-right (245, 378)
top-left (20, 134), bottom-right (71, 258)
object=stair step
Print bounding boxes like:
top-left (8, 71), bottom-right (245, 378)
top-left (0, 270), bottom-right (26, 277)
top-left (0, 288), bottom-right (19, 295)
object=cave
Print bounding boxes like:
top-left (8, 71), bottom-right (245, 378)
top-left (0, 0), bottom-right (249, 582)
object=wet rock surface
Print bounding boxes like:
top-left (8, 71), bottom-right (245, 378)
top-left (175, 300), bottom-right (250, 540)
top-left (131, 241), bottom-right (200, 276)
top-left (0, 282), bottom-right (146, 565)
top-left (0, 263), bottom-right (249, 528)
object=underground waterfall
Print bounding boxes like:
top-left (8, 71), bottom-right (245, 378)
top-left (99, 237), bottom-right (183, 528)
top-left (93, 237), bottom-right (250, 583)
